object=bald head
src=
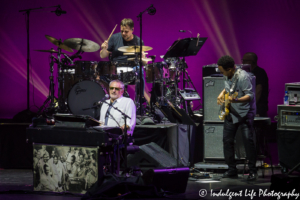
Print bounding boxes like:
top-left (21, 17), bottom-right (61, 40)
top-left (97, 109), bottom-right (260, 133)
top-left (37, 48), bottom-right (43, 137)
top-left (242, 52), bottom-right (258, 70)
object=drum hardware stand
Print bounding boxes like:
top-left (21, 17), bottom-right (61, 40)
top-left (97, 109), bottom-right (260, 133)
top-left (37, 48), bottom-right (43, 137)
top-left (57, 46), bottom-right (73, 113)
top-left (37, 54), bottom-right (58, 116)
top-left (56, 46), bottom-right (67, 113)
top-left (149, 56), bottom-right (157, 114)
top-left (181, 57), bottom-right (193, 114)
top-left (184, 69), bottom-right (202, 108)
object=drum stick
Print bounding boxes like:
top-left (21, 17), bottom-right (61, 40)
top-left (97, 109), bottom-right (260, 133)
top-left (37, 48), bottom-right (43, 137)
top-left (107, 24), bottom-right (118, 41)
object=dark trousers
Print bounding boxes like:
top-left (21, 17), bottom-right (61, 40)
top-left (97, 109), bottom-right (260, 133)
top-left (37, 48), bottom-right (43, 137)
top-left (223, 116), bottom-right (257, 172)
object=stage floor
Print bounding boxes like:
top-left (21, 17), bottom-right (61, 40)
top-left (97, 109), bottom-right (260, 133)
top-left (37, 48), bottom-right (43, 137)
top-left (0, 168), bottom-right (285, 200)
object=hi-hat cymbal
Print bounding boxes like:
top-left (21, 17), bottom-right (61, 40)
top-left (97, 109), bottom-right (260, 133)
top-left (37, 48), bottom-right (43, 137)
top-left (118, 46), bottom-right (153, 53)
top-left (45, 35), bottom-right (73, 52)
top-left (127, 57), bottom-right (152, 62)
top-left (63, 38), bottom-right (100, 52)
top-left (34, 48), bottom-right (59, 53)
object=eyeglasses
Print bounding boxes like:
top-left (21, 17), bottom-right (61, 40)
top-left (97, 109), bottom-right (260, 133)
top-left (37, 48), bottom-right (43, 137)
top-left (109, 87), bottom-right (123, 91)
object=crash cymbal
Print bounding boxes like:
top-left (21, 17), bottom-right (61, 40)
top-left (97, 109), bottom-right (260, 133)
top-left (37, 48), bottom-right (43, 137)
top-left (123, 52), bottom-right (148, 55)
top-left (63, 38), bottom-right (100, 52)
top-left (127, 57), bottom-right (152, 62)
top-left (45, 35), bottom-right (73, 52)
top-left (34, 48), bottom-right (59, 53)
top-left (118, 46), bottom-right (153, 53)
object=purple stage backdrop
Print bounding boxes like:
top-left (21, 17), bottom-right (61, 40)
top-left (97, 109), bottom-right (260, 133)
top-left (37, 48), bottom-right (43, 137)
top-left (0, 0), bottom-right (299, 120)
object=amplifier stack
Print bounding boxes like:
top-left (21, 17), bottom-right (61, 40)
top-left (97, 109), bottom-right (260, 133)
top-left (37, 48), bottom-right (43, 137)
top-left (276, 82), bottom-right (300, 172)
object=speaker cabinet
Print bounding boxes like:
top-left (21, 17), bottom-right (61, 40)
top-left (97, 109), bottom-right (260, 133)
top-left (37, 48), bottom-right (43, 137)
top-left (203, 123), bottom-right (246, 160)
top-left (203, 75), bottom-right (256, 123)
top-left (127, 142), bottom-right (180, 171)
top-left (277, 129), bottom-right (300, 171)
top-left (203, 77), bottom-right (224, 122)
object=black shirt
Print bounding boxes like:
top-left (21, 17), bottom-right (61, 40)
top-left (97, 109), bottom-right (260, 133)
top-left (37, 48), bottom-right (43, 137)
top-left (251, 66), bottom-right (269, 113)
top-left (107, 32), bottom-right (144, 62)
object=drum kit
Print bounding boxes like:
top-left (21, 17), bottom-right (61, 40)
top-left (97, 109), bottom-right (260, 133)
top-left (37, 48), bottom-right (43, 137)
top-left (37, 34), bottom-right (204, 119)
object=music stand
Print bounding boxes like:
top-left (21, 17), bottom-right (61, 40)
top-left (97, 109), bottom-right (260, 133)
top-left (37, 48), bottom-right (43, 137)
top-left (163, 37), bottom-right (207, 59)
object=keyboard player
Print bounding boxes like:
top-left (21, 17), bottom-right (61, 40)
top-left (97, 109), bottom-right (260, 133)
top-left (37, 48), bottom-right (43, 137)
top-left (99, 80), bottom-right (136, 135)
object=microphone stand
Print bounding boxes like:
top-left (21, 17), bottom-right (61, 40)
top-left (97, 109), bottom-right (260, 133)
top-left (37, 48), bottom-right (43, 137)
top-left (137, 4), bottom-right (155, 116)
top-left (19, 5), bottom-right (61, 114)
top-left (100, 100), bottom-right (131, 171)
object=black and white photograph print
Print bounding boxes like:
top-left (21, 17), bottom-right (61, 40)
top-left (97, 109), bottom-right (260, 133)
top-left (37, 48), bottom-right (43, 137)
top-left (33, 144), bottom-right (98, 194)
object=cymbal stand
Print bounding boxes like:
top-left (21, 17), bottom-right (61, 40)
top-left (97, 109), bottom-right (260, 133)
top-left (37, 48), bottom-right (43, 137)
top-left (56, 45), bottom-right (68, 113)
top-left (37, 53), bottom-right (58, 116)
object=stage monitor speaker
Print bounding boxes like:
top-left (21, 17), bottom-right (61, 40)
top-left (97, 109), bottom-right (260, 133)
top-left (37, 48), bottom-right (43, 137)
top-left (127, 142), bottom-right (180, 171)
top-left (277, 129), bottom-right (300, 171)
top-left (143, 167), bottom-right (190, 193)
top-left (203, 123), bottom-right (246, 160)
top-left (203, 77), bottom-right (224, 122)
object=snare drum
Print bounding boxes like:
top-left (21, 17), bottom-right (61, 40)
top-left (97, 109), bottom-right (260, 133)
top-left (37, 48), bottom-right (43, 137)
top-left (145, 62), bottom-right (169, 83)
top-left (115, 61), bottom-right (136, 73)
top-left (74, 61), bottom-right (98, 80)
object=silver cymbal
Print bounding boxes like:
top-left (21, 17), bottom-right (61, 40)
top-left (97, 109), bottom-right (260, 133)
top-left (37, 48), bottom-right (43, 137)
top-left (118, 46), bottom-right (153, 53)
top-left (127, 57), bottom-right (152, 62)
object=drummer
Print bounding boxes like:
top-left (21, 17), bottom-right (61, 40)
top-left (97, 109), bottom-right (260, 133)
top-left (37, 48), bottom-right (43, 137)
top-left (100, 18), bottom-right (147, 101)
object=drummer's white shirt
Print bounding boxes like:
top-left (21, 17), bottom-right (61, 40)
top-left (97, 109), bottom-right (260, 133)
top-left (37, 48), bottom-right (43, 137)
top-left (99, 96), bottom-right (136, 135)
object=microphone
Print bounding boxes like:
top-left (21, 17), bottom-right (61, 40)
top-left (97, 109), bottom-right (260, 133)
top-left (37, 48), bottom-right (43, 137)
top-left (147, 5), bottom-right (156, 15)
top-left (179, 30), bottom-right (186, 32)
top-left (97, 94), bottom-right (109, 105)
top-left (52, 5), bottom-right (66, 16)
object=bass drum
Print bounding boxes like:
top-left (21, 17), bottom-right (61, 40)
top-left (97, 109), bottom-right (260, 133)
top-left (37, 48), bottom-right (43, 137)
top-left (67, 80), bottom-right (108, 119)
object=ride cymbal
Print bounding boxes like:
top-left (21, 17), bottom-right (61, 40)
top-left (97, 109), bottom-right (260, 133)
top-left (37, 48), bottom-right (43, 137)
top-left (45, 35), bottom-right (73, 52)
top-left (63, 38), bottom-right (100, 52)
top-left (118, 46), bottom-right (153, 53)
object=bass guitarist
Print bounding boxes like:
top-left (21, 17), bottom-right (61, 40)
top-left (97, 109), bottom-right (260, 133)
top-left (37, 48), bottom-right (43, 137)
top-left (216, 55), bottom-right (257, 181)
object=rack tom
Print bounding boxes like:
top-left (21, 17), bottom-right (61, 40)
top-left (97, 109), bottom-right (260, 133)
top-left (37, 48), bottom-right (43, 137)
top-left (97, 61), bottom-right (116, 75)
top-left (145, 62), bottom-right (169, 83)
top-left (74, 61), bottom-right (98, 80)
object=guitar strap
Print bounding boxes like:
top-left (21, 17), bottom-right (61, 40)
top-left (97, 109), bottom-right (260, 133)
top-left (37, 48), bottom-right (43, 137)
top-left (229, 68), bottom-right (241, 94)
